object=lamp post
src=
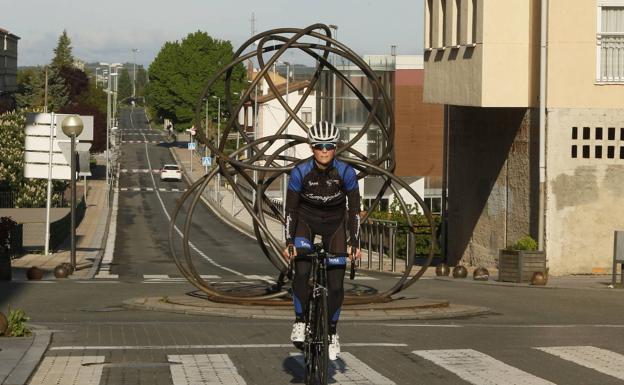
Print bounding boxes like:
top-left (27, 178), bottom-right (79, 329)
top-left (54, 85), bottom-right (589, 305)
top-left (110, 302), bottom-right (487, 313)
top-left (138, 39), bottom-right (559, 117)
top-left (132, 48), bottom-right (139, 98)
top-left (204, 97), bottom-right (209, 173)
top-left (281, 61), bottom-right (291, 224)
top-left (100, 62), bottom-right (120, 189)
top-left (328, 24), bottom-right (338, 125)
top-left (212, 96), bottom-right (221, 201)
top-left (61, 115), bottom-right (84, 270)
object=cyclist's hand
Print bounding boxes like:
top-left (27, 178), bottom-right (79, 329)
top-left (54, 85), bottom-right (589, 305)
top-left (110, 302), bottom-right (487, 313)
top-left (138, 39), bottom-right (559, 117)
top-left (349, 246), bottom-right (361, 261)
top-left (283, 244), bottom-right (296, 261)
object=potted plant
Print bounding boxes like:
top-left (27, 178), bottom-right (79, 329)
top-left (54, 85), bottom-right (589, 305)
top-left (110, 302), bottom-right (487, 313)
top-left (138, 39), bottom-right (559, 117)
top-left (498, 235), bottom-right (546, 283)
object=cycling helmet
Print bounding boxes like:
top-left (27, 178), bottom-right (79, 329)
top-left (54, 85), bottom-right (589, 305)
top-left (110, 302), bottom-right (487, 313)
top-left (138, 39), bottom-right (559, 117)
top-left (308, 121), bottom-right (340, 144)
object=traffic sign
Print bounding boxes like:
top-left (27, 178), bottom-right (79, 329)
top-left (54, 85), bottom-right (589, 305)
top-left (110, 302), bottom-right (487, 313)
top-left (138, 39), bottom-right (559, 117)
top-left (188, 142), bottom-right (197, 150)
top-left (202, 157), bottom-right (212, 167)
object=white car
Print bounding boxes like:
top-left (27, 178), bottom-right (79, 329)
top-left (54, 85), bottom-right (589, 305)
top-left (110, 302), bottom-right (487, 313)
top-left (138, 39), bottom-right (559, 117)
top-left (160, 164), bottom-right (182, 181)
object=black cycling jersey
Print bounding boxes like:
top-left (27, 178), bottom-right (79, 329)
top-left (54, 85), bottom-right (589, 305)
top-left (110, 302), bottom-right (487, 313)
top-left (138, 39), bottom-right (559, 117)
top-left (284, 157), bottom-right (361, 249)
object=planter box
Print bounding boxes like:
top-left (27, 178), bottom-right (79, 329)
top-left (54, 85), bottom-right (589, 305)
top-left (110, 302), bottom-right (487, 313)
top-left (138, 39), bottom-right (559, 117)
top-left (498, 250), bottom-right (546, 283)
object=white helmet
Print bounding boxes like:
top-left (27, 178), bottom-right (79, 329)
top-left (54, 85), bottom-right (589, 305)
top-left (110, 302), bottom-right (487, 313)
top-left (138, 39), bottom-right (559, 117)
top-left (308, 121), bottom-right (340, 144)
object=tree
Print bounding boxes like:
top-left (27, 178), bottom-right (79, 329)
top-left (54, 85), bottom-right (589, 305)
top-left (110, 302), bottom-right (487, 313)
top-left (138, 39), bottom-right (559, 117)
top-left (116, 68), bottom-right (132, 103)
top-left (59, 66), bottom-right (89, 102)
top-left (147, 31), bottom-right (246, 130)
top-left (51, 30), bottom-right (74, 69)
top-left (0, 110), bottom-right (63, 207)
top-left (46, 66), bottom-right (70, 112)
top-left (14, 67), bottom-right (45, 110)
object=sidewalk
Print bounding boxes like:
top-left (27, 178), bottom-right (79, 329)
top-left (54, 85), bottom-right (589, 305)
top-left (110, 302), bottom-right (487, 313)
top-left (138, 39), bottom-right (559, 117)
top-left (10, 178), bottom-right (111, 280)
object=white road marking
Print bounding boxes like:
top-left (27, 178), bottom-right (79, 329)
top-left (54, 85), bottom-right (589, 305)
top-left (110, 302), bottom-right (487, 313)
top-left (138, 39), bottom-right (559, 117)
top-left (291, 352), bottom-right (396, 385)
top-left (412, 349), bottom-right (556, 385)
top-left (139, 113), bottom-right (245, 277)
top-left (536, 346), bottom-right (624, 380)
top-left (28, 355), bottom-right (105, 385)
top-left (169, 354), bottom-right (246, 385)
top-left (244, 274), bottom-right (276, 284)
top-left (50, 343), bottom-right (408, 351)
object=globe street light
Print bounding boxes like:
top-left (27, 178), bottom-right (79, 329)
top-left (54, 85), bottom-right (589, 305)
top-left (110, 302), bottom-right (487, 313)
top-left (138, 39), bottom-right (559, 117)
top-left (61, 115), bottom-right (84, 270)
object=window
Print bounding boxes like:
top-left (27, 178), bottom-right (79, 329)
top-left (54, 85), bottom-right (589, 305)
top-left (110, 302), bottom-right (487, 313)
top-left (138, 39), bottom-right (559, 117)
top-left (425, 197), bottom-right (442, 215)
top-left (300, 108), bottom-right (312, 124)
top-left (426, 0), bottom-right (433, 48)
top-left (468, 0), bottom-right (477, 44)
top-left (439, 0), bottom-right (447, 47)
top-left (453, 0), bottom-right (461, 46)
top-left (596, 3), bottom-right (624, 82)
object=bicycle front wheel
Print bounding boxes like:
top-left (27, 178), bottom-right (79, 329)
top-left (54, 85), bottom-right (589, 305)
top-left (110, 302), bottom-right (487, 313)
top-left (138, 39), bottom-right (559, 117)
top-left (315, 290), bottom-right (329, 385)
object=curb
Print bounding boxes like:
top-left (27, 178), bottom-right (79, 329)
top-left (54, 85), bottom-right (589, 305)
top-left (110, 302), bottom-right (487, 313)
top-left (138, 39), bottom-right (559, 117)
top-left (122, 297), bottom-right (491, 321)
top-left (2, 326), bottom-right (51, 385)
top-left (86, 159), bottom-right (120, 279)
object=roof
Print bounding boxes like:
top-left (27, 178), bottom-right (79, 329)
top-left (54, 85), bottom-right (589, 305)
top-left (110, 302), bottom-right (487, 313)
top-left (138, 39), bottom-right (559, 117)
top-left (252, 80), bottom-right (311, 104)
top-left (0, 28), bottom-right (20, 40)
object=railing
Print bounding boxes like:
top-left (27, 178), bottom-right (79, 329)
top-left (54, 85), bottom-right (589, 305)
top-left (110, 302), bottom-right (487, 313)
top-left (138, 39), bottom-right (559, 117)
top-left (360, 218), bottom-right (440, 272)
top-left (597, 33), bottom-right (624, 82)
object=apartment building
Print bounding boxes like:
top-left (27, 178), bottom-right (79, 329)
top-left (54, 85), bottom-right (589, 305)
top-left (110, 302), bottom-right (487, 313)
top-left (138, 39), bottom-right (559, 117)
top-left (0, 28), bottom-right (19, 94)
top-left (424, 0), bottom-right (624, 274)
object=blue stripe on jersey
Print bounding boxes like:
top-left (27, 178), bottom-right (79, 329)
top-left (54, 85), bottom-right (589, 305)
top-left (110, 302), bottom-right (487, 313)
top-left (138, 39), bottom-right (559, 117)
top-left (288, 159), bottom-right (314, 192)
top-left (333, 159), bottom-right (358, 192)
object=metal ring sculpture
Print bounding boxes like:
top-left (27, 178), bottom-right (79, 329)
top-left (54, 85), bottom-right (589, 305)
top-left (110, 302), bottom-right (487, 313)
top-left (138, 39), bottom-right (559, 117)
top-left (169, 24), bottom-right (436, 305)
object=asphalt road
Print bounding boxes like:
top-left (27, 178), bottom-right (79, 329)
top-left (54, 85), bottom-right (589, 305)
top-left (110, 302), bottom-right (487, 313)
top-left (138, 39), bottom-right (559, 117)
top-left (2, 107), bottom-right (624, 384)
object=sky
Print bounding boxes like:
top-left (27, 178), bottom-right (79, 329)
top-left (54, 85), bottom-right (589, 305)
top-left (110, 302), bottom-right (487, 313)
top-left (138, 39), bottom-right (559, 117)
top-left (4, 0), bottom-right (424, 68)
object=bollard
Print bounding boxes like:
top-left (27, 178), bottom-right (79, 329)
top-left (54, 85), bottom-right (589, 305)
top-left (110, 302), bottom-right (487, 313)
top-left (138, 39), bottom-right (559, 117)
top-left (367, 224), bottom-right (372, 270)
top-left (378, 223), bottom-right (384, 271)
top-left (390, 226), bottom-right (396, 273)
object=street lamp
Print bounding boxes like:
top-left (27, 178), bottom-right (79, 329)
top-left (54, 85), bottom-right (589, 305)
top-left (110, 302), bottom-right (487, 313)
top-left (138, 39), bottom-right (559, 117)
top-left (132, 48), bottom-right (139, 98)
top-left (212, 95), bottom-right (221, 201)
top-left (328, 24), bottom-right (338, 126)
top-left (61, 115), bottom-right (84, 270)
top-left (100, 62), bottom-right (120, 188)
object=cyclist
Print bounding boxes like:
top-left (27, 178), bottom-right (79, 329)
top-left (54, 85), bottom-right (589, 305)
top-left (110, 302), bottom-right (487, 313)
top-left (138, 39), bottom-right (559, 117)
top-left (283, 121), bottom-right (362, 361)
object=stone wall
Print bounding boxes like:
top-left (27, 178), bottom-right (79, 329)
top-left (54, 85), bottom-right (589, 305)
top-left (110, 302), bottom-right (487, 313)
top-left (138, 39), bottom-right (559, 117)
top-left (446, 106), bottom-right (538, 267)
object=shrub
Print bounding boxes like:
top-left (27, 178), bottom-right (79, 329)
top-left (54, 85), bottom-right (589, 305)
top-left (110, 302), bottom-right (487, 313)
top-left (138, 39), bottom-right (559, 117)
top-left (508, 235), bottom-right (538, 251)
top-left (7, 308), bottom-right (31, 337)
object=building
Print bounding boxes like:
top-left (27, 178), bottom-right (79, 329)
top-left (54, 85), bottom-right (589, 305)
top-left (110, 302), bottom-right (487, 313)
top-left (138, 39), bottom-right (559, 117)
top-left (424, 0), bottom-right (624, 274)
top-left (318, 55), bottom-right (444, 212)
top-left (0, 28), bottom-right (19, 109)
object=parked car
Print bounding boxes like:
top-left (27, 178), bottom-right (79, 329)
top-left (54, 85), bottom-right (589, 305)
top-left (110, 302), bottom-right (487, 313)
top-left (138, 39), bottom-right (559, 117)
top-left (160, 164), bottom-right (182, 181)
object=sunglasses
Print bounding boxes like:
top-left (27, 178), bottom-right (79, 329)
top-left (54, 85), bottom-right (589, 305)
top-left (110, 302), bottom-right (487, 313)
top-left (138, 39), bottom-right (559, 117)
top-left (312, 143), bottom-right (336, 151)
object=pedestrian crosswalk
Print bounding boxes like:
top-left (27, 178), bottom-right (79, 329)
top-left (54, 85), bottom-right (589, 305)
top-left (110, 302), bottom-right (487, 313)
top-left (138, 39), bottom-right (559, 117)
top-left (26, 345), bottom-right (624, 385)
top-left (119, 187), bottom-right (187, 192)
top-left (121, 140), bottom-right (166, 144)
top-left (120, 168), bottom-right (162, 173)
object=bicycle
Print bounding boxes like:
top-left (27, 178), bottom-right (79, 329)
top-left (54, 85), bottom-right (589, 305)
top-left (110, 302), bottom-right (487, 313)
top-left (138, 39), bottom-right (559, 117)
top-left (288, 243), bottom-right (356, 385)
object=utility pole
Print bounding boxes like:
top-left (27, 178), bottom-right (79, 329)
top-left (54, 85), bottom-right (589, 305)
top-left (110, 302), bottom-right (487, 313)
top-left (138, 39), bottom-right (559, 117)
top-left (132, 48), bottom-right (139, 98)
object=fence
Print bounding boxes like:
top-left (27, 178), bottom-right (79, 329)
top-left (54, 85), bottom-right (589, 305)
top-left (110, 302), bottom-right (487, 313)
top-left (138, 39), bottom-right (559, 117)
top-left (0, 191), bottom-right (68, 208)
top-left (360, 218), bottom-right (440, 272)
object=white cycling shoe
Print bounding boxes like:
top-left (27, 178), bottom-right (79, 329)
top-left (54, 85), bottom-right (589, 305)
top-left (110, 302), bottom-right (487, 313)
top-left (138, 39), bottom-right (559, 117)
top-left (329, 333), bottom-right (340, 361)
